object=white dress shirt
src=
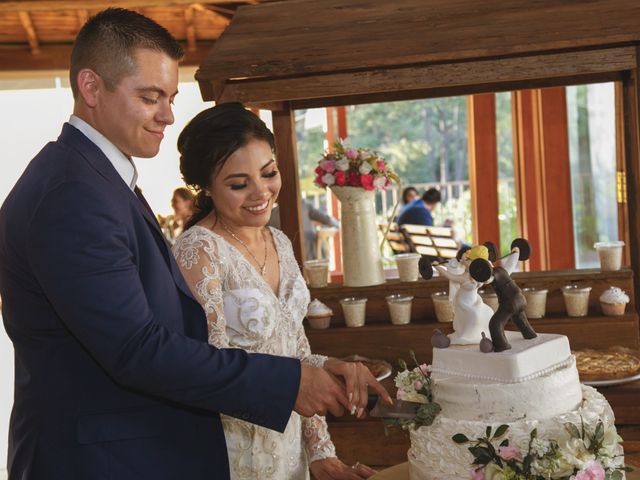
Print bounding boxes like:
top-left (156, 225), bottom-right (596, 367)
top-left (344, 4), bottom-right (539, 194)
top-left (68, 115), bottom-right (138, 191)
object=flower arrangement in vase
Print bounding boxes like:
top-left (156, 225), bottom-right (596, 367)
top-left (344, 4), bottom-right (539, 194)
top-left (314, 141), bottom-right (399, 287)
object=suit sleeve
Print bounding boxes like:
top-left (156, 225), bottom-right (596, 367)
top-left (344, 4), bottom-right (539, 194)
top-left (26, 181), bottom-right (300, 433)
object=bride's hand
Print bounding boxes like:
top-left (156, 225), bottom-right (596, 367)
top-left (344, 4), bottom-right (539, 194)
top-left (322, 359), bottom-right (392, 418)
top-left (310, 458), bottom-right (377, 480)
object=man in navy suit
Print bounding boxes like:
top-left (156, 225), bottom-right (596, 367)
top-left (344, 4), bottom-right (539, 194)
top-left (0, 9), bottom-right (387, 479)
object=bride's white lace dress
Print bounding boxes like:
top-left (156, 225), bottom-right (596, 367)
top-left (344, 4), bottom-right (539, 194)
top-left (173, 226), bottom-right (336, 480)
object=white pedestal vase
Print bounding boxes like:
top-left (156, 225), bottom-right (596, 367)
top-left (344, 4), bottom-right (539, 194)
top-left (331, 186), bottom-right (385, 287)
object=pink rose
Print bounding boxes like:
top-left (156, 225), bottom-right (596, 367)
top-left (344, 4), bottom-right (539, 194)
top-left (348, 170), bottom-right (361, 187)
top-left (345, 148), bottom-right (358, 160)
top-left (360, 174), bottom-right (374, 191)
top-left (498, 446), bottom-right (523, 462)
top-left (315, 165), bottom-right (325, 175)
top-left (572, 462), bottom-right (605, 480)
top-left (314, 174), bottom-right (325, 187)
top-left (320, 159), bottom-right (336, 173)
top-left (470, 468), bottom-right (485, 480)
top-left (413, 380), bottom-right (424, 390)
top-left (419, 364), bottom-right (430, 375)
top-left (396, 389), bottom-right (406, 400)
top-left (334, 170), bottom-right (347, 186)
top-left (376, 159), bottom-right (386, 171)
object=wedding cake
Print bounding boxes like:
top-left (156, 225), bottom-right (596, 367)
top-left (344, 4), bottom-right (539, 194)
top-left (407, 332), bottom-right (625, 479)
top-left (404, 243), bottom-right (626, 480)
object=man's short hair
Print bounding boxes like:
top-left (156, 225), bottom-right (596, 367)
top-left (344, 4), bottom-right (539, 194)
top-left (422, 187), bottom-right (442, 205)
top-left (69, 8), bottom-right (184, 99)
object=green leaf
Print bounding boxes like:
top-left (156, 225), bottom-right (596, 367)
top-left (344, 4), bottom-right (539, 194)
top-left (564, 423), bottom-right (581, 439)
top-left (469, 446), bottom-right (494, 464)
top-left (494, 424), bottom-right (509, 438)
top-left (452, 433), bottom-right (470, 444)
top-left (500, 439), bottom-right (510, 447)
top-left (610, 470), bottom-right (623, 480)
top-left (398, 359), bottom-right (407, 371)
top-left (486, 426), bottom-right (492, 438)
top-left (415, 402), bottom-right (441, 427)
top-left (595, 421), bottom-right (604, 442)
top-left (530, 428), bottom-right (538, 440)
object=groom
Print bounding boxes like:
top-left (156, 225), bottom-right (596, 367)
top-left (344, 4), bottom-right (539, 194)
top-left (0, 9), bottom-right (387, 479)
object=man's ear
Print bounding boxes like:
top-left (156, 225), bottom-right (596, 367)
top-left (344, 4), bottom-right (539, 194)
top-left (76, 68), bottom-right (101, 108)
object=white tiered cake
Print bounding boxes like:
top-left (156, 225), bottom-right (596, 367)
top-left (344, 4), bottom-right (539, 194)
top-left (407, 332), bottom-right (625, 480)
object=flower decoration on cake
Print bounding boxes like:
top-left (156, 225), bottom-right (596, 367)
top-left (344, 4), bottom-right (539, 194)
top-left (387, 351), bottom-right (441, 431)
top-left (313, 140), bottom-right (399, 191)
top-left (453, 420), bottom-right (629, 480)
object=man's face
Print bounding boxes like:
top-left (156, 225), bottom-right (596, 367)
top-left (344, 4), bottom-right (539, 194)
top-left (94, 48), bottom-right (179, 158)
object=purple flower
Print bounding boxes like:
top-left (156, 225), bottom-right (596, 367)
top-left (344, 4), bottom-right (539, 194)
top-left (498, 446), bottom-right (523, 462)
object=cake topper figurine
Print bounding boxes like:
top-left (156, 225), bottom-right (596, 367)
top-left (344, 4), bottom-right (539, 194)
top-left (420, 238), bottom-right (538, 351)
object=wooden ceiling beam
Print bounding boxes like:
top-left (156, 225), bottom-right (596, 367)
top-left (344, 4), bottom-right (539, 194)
top-left (184, 5), bottom-right (197, 53)
top-left (18, 11), bottom-right (40, 55)
top-left (0, 0), bottom-right (247, 12)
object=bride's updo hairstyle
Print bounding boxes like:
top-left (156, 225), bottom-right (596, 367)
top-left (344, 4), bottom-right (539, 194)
top-left (178, 102), bottom-right (276, 230)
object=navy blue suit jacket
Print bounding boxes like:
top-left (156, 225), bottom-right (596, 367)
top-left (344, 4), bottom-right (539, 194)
top-left (0, 124), bottom-right (301, 479)
top-left (397, 199), bottom-right (434, 227)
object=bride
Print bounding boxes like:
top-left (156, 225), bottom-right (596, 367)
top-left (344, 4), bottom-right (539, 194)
top-left (172, 103), bottom-right (388, 480)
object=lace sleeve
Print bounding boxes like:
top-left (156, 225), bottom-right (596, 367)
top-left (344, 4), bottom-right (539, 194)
top-left (295, 322), bottom-right (336, 462)
top-left (172, 230), bottom-right (229, 348)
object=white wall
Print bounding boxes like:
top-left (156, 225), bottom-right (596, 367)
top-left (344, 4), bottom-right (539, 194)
top-left (0, 67), bottom-right (213, 475)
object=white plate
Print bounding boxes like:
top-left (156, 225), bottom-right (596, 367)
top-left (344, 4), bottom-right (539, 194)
top-left (582, 371), bottom-right (640, 387)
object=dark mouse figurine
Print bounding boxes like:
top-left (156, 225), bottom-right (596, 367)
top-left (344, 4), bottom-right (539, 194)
top-left (488, 266), bottom-right (537, 352)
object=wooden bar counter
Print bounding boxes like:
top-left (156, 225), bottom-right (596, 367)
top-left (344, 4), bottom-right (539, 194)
top-left (305, 268), bottom-right (640, 468)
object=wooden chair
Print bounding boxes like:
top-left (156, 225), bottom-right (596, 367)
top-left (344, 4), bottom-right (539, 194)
top-left (399, 223), bottom-right (459, 260)
top-left (380, 223), bottom-right (412, 254)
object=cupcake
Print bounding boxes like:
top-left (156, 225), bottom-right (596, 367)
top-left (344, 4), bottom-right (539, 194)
top-left (306, 299), bottom-right (333, 329)
top-left (599, 286), bottom-right (630, 316)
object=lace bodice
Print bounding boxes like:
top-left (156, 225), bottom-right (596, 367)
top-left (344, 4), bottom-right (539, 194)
top-left (173, 226), bottom-right (336, 479)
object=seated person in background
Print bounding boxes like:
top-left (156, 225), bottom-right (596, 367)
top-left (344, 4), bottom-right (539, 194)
top-left (397, 187), bottom-right (444, 227)
top-left (269, 199), bottom-right (339, 260)
top-left (401, 186), bottom-right (419, 206)
top-left (159, 187), bottom-right (195, 242)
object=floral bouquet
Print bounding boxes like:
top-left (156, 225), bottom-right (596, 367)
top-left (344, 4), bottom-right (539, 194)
top-left (385, 351), bottom-right (441, 432)
top-left (453, 420), bottom-right (630, 480)
top-left (314, 140), bottom-right (399, 191)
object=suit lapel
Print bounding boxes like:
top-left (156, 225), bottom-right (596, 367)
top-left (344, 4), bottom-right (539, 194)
top-left (58, 124), bottom-right (197, 303)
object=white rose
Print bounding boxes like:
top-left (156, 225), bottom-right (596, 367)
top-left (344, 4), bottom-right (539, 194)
top-left (359, 162), bottom-right (373, 174)
top-left (403, 391), bottom-right (428, 404)
top-left (600, 427), bottom-right (622, 457)
top-left (373, 175), bottom-right (387, 189)
top-left (559, 437), bottom-right (595, 470)
top-left (321, 173), bottom-right (335, 186)
top-left (335, 158), bottom-right (350, 171)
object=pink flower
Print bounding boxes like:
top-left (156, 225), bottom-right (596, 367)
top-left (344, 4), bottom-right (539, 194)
top-left (376, 159), bottom-right (386, 171)
top-left (348, 170), bottom-right (361, 187)
top-left (360, 174), bottom-right (374, 191)
top-left (320, 159), bottom-right (336, 173)
top-left (396, 389), bottom-right (406, 400)
top-left (334, 170), bottom-right (347, 186)
top-left (315, 174), bottom-right (325, 187)
top-left (470, 468), bottom-right (485, 480)
top-left (498, 446), bottom-right (523, 462)
top-left (413, 380), bottom-right (424, 390)
top-left (572, 462), bottom-right (605, 480)
top-left (419, 364), bottom-right (430, 374)
top-left (345, 148), bottom-right (358, 160)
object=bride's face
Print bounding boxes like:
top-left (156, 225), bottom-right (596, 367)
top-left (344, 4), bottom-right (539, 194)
top-left (210, 138), bottom-right (280, 229)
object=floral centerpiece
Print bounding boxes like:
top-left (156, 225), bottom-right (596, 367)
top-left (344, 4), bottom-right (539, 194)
top-left (314, 141), bottom-right (399, 191)
top-left (453, 421), bottom-right (630, 480)
top-left (314, 141), bottom-right (399, 287)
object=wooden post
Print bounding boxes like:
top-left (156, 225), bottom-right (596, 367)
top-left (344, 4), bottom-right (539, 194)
top-left (512, 90), bottom-right (547, 271)
top-left (325, 107), bottom-right (343, 275)
top-left (622, 52), bottom-right (640, 308)
top-left (272, 103), bottom-right (304, 264)
top-left (468, 94), bottom-right (500, 249)
top-left (537, 87), bottom-right (575, 270)
top-left (615, 81), bottom-right (631, 266)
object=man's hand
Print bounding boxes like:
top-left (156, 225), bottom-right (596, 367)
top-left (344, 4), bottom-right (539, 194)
top-left (323, 359), bottom-right (393, 418)
top-left (294, 363), bottom-right (350, 417)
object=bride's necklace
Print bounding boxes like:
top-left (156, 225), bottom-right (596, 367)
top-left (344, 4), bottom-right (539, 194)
top-left (221, 222), bottom-right (268, 276)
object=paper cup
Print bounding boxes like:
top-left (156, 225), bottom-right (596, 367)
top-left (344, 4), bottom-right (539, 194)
top-left (562, 285), bottom-right (592, 317)
top-left (479, 290), bottom-right (499, 312)
top-left (395, 253), bottom-right (421, 282)
top-left (304, 259), bottom-right (329, 287)
top-left (431, 291), bottom-right (454, 323)
top-left (386, 294), bottom-right (413, 325)
top-left (522, 288), bottom-right (548, 319)
top-left (340, 297), bottom-right (367, 327)
top-left (594, 241), bottom-right (624, 271)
